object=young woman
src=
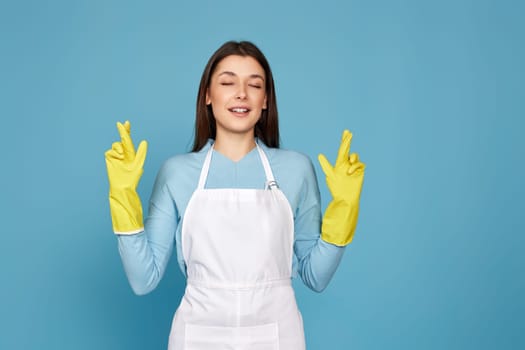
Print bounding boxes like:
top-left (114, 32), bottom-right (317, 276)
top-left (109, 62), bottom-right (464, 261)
top-left (105, 41), bottom-right (365, 350)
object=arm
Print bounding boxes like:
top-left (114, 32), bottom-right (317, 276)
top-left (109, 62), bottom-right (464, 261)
top-left (294, 158), bottom-right (346, 293)
top-left (117, 166), bottom-right (178, 295)
top-left (105, 121), bottom-right (177, 295)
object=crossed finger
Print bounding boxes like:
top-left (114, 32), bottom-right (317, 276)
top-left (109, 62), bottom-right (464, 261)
top-left (348, 161), bottom-right (365, 175)
top-left (117, 121), bottom-right (135, 159)
top-left (335, 130), bottom-right (353, 167)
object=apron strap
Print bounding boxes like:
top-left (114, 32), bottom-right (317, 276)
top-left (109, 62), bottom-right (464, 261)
top-left (197, 141), bottom-right (278, 190)
top-left (255, 144), bottom-right (279, 190)
top-left (197, 146), bottom-right (214, 190)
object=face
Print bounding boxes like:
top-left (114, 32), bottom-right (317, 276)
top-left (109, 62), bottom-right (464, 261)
top-left (206, 55), bottom-right (267, 139)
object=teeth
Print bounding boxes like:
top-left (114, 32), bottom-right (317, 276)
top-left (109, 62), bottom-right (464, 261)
top-left (231, 108), bottom-right (248, 113)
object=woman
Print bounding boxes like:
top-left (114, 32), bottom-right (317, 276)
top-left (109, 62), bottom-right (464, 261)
top-left (105, 41), bottom-right (365, 350)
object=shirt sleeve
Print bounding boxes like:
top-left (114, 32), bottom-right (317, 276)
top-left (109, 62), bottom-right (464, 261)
top-left (116, 161), bottom-right (178, 295)
top-left (293, 156), bottom-right (346, 293)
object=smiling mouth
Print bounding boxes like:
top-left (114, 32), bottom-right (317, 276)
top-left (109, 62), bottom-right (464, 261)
top-left (229, 107), bottom-right (250, 113)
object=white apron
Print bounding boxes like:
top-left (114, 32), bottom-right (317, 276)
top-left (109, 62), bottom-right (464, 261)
top-left (168, 144), bottom-right (305, 350)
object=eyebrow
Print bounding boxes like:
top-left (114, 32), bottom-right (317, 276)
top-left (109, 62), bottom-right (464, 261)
top-left (218, 71), bottom-right (265, 81)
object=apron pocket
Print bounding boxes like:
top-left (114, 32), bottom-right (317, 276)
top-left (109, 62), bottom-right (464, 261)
top-left (184, 323), bottom-right (279, 350)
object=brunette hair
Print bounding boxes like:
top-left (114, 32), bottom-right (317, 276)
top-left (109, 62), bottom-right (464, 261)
top-left (191, 41), bottom-right (280, 151)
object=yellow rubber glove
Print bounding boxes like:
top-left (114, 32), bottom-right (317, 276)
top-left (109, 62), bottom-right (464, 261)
top-left (318, 130), bottom-right (365, 246)
top-left (104, 121), bottom-right (148, 234)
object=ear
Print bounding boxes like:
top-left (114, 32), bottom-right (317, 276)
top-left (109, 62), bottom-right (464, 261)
top-left (206, 89), bottom-right (211, 105)
top-left (262, 94), bottom-right (267, 110)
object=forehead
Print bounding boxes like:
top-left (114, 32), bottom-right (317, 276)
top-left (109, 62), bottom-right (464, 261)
top-left (213, 55), bottom-right (265, 78)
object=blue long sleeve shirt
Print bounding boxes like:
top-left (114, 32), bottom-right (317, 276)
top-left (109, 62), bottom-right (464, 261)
top-left (117, 140), bottom-right (345, 295)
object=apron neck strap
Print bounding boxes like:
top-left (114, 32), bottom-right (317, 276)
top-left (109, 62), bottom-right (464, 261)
top-left (255, 144), bottom-right (278, 189)
top-left (197, 142), bottom-right (276, 190)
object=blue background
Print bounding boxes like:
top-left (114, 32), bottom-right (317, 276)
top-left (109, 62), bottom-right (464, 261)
top-left (1, 0), bottom-right (523, 349)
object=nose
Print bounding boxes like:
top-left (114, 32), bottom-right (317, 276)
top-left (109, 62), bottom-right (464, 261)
top-left (235, 85), bottom-right (247, 100)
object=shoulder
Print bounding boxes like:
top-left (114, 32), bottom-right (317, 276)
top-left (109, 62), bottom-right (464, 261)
top-left (262, 145), bottom-right (318, 187)
top-left (265, 146), bottom-right (316, 174)
top-left (161, 151), bottom-right (204, 173)
top-left (155, 144), bottom-right (209, 184)
top-left (261, 145), bottom-right (321, 212)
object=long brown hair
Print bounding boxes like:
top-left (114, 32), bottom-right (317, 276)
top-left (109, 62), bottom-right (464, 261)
top-left (192, 41), bottom-right (280, 152)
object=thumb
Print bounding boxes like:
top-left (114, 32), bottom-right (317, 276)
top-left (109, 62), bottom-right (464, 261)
top-left (318, 154), bottom-right (333, 177)
top-left (134, 140), bottom-right (148, 169)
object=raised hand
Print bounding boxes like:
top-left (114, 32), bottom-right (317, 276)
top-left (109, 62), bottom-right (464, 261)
top-left (105, 121), bottom-right (148, 234)
top-left (318, 130), bottom-right (365, 246)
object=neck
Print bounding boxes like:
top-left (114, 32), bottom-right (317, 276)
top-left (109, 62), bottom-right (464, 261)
top-left (213, 131), bottom-right (257, 162)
